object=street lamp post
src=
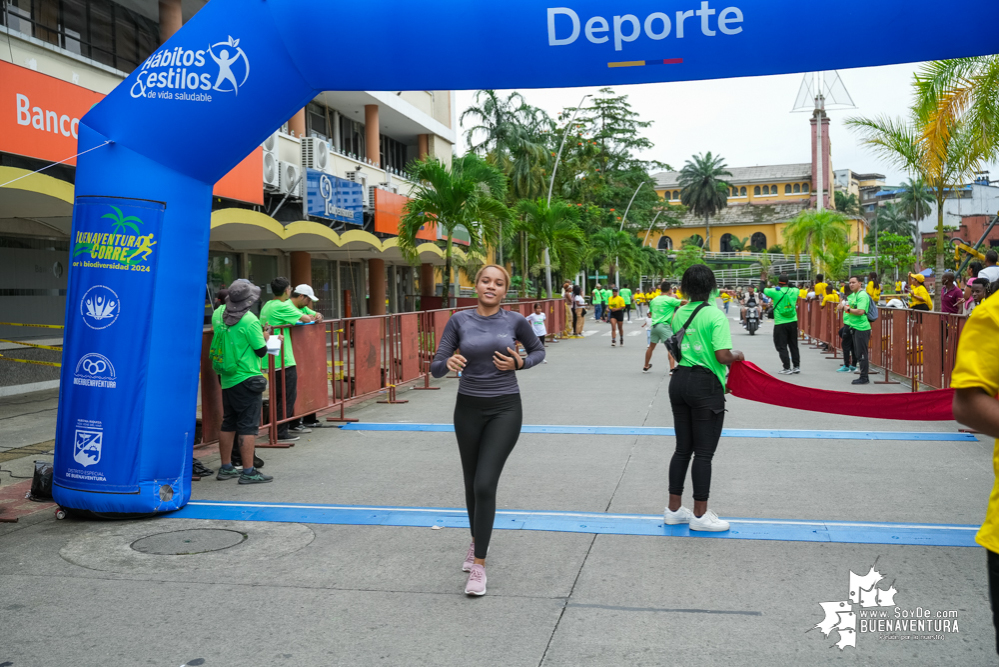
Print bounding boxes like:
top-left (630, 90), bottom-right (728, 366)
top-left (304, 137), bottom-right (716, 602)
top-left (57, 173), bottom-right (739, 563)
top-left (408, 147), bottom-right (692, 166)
top-left (543, 94), bottom-right (590, 299)
top-left (615, 180), bottom-right (647, 286)
top-left (642, 210), bottom-right (663, 246)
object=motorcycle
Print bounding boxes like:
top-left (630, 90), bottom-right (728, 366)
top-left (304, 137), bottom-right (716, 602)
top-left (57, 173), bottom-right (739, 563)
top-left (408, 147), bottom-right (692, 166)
top-left (745, 303), bottom-right (760, 335)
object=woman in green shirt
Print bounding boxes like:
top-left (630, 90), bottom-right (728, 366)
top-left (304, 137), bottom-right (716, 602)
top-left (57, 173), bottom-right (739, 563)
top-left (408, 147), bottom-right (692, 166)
top-left (664, 265), bottom-right (744, 532)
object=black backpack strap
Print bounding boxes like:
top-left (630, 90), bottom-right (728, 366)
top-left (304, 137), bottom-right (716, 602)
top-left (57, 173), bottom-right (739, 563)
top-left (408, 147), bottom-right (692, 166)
top-left (674, 302), bottom-right (709, 331)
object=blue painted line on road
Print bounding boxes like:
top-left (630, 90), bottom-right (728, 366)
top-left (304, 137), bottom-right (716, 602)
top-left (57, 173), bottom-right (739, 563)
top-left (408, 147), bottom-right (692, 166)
top-left (338, 422), bottom-right (975, 442)
top-left (168, 501), bottom-right (979, 548)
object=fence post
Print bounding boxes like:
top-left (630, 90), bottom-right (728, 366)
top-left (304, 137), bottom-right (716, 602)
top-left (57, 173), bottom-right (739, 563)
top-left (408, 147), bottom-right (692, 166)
top-left (326, 320), bottom-right (359, 422)
top-left (378, 315), bottom-right (409, 404)
top-left (874, 307), bottom-right (900, 385)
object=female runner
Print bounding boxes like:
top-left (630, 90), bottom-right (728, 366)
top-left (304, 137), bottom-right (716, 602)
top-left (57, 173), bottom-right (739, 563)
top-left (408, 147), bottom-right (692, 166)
top-left (431, 265), bottom-right (545, 596)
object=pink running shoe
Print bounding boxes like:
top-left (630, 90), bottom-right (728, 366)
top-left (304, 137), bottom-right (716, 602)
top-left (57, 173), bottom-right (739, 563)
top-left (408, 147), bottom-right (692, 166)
top-left (465, 564), bottom-right (487, 596)
top-left (462, 542), bottom-right (476, 572)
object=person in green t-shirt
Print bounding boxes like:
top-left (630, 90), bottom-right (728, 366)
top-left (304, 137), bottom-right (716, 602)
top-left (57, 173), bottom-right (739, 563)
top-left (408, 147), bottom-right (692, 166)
top-left (212, 279), bottom-right (275, 485)
top-left (839, 274), bottom-right (872, 385)
top-left (619, 285), bottom-right (634, 322)
top-left (591, 284), bottom-right (605, 321)
top-left (259, 277), bottom-right (323, 441)
top-left (643, 280), bottom-right (684, 374)
top-left (762, 273), bottom-right (802, 375)
top-left (664, 265), bottom-right (744, 533)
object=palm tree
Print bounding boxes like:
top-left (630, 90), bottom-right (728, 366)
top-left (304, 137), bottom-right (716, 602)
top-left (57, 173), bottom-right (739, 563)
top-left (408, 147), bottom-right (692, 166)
top-left (847, 68), bottom-right (984, 277)
top-left (589, 228), bottom-right (640, 283)
top-left (728, 236), bottom-right (750, 252)
top-left (834, 191), bottom-right (861, 216)
top-left (914, 57), bottom-right (999, 175)
top-left (514, 199), bottom-right (587, 295)
top-left (868, 202), bottom-right (916, 242)
top-left (460, 90), bottom-right (533, 154)
top-left (895, 177), bottom-right (935, 261)
top-left (399, 154), bottom-right (509, 305)
top-left (815, 240), bottom-right (854, 282)
top-left (677, 152), bottom-right (731, 251)
top-left (782, 209), bottom-right (850, 277)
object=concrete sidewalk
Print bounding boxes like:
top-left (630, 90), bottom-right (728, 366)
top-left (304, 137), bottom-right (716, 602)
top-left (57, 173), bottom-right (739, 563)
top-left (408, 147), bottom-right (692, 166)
top-left (0, 311), bottom-right (994, 666)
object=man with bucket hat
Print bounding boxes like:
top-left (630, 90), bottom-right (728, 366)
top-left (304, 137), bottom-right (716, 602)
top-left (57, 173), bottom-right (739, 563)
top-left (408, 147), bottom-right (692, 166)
top-left (259, 278), bottom-right (323, 441)
top-left (211, 279), bottom-right (274, 484)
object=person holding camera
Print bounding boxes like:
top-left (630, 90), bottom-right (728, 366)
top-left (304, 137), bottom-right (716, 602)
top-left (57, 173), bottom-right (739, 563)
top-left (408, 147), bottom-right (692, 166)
top-left (762, 273), bottom-right (801, 375)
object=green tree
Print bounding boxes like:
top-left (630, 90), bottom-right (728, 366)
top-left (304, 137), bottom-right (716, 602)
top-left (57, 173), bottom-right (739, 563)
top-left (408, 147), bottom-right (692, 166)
top-left (875, 232), bottom-right (917, 279)
top-left (678, 152), bottom-right (731, 251)
top-left (866, 202), bottom-right (917, 247)
top-left (782, 209), bottom-right (850, 276)
top-left (815, 240), bottom-right (854, 282)
top-left (914, 57), bottom-right (999, 177)
top-left (834, 191), bottom-right (861, 216)
top-left (589, 227), bottom-right (640, 284)
top-left (681, 234), bottom-right (704, 248)
top-left (514, 198), bottom-right (587, 296)
top-left (848, 60), bottom-right (987, 277)
top-left (672, 244), bottom-right (707, 276)
top-left (727, 236), bottom-right (750, 252)
top-left (399, 154), bottom-right (509, 304)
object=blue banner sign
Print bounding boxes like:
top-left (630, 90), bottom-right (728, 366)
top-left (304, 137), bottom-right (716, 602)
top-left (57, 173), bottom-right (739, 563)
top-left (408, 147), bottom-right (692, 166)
top-left (304, 169), bottom-right (364, 225)
top-left (59, 0), bottom-right (999, 515)
top-left (55, 197), bottom-right (164, 495)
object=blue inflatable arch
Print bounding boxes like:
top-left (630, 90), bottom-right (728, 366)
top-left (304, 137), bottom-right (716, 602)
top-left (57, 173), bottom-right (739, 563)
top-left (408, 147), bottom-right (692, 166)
top-left (54, 0), bottom-right (999, 514)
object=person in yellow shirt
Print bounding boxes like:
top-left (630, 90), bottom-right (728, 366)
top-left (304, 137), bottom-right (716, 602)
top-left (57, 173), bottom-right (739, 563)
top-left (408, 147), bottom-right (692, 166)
top-left (634, 290), bottom-right (647, 318)
top-left (908, 273), bottom-right (933, 311)
top-left (952, 292), bottom-right (999, 653)
top-left (812, 274), bottom-right (828, 301)
top-left (866, 272), bottom-right (882, 304)
top-left (823, 284), bottom-right (842, 306)
top-left (720, 290), bottom-right (733, 314)
top-left (606, 288), bottom-right (627, 346)
top-left (798, 285), bottom-right (809, 300)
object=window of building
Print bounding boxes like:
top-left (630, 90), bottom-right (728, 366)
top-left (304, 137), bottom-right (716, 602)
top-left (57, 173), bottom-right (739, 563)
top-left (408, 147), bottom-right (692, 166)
top-left (2, 0), bottom-right (159, 72)
top-left (754, 186), bottom-right (761, 196)
top-left (719, 233), bottom-right (735, 253)
top-left (673, 190), bottom-right (680, 200)
top-left (802, 183), bottom-right (810, 193)
top-left (307, 103), bottom-right (331, 141)
top-left (740, 187), bottom-right (747, 196)
top-left (765, 185), bottom-right (772, 195)
top-left (751, 232), bottom-right (767, 251)
top-left (380, 135), bottom-right (408, 172)
top-left (785, 184), bottom-right (792, 194)
top-left (339, 115), bottom-right (365, 159)
top-left (657, 236), bottom-right (672, 251)
top-left (793, 183), bottom-right (801, 193)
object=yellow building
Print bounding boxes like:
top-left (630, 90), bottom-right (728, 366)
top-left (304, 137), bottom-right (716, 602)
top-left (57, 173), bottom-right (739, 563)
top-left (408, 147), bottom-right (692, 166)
top-left (650, 164), bottom-right (868, 254)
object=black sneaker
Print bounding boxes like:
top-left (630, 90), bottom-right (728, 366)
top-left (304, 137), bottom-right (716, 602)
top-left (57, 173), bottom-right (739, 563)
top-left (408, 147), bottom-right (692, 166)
top-left (643, 364), bottom-right (652, 373)
top-left (791, 367), bottom-right (801, 374)
top-left (216, 466), bottom-right (240, 481)
top-left (289, 425), bottom-right (312, 434)
top-left (239, 470), bottom-right (274, 484)
top-left (276, 434), bottom-right (300, 443)
top-left (231, 454), bottom-right (265, 469)
top-left (302, 421), bottom-right (322, 428)
top-left (851, 377), bottom-right (870, 385)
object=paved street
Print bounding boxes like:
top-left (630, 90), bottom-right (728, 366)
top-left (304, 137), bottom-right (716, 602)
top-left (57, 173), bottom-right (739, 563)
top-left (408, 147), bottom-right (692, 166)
top-left (0, 309), bottom-right (994, 666)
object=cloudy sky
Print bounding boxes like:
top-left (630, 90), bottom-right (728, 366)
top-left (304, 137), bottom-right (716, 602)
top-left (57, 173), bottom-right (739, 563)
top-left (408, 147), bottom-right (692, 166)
top-left (454, 62), bottom-right (998, 187)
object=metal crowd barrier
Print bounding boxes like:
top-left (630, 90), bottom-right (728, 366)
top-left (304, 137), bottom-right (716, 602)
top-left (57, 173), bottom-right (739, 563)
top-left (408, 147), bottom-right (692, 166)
top-left (198, 298), bottom-right (567, 447)
top-left (796, 299), bottom-right (966, 391)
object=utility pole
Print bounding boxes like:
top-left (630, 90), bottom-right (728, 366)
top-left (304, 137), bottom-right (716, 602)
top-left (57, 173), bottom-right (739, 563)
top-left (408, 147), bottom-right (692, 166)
top-left (544, 94), bottom-right (590, 298)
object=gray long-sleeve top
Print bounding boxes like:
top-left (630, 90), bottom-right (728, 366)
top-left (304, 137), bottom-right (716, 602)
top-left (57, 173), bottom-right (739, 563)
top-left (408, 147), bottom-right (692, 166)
top-left (430, 309), bottom-right (546, 397)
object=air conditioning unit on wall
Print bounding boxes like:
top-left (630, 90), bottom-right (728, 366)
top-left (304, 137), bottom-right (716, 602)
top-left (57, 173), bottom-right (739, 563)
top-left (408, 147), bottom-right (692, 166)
top-left (301, 137), bottom-right (330, 171)
top-left (262, 131), bottom-right (281, 191)
top-left (278, 161), bottom-right (302, 197)
top-left (263, 152), bottom-right (280, 191)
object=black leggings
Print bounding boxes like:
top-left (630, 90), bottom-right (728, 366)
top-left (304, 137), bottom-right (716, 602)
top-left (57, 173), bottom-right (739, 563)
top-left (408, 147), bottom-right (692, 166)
top-left (988, 549), bottom-right (999, 654)
top-left (454, 392), bottom-right (523, 559)
top-left (668, 366), bottom-right (726, 501)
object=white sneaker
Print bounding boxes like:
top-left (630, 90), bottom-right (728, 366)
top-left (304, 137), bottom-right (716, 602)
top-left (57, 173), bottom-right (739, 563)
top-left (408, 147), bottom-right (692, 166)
top-left (689, 510), bottom-right (730, 532)
top-left (663, 506), bottom-right (694, 525)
